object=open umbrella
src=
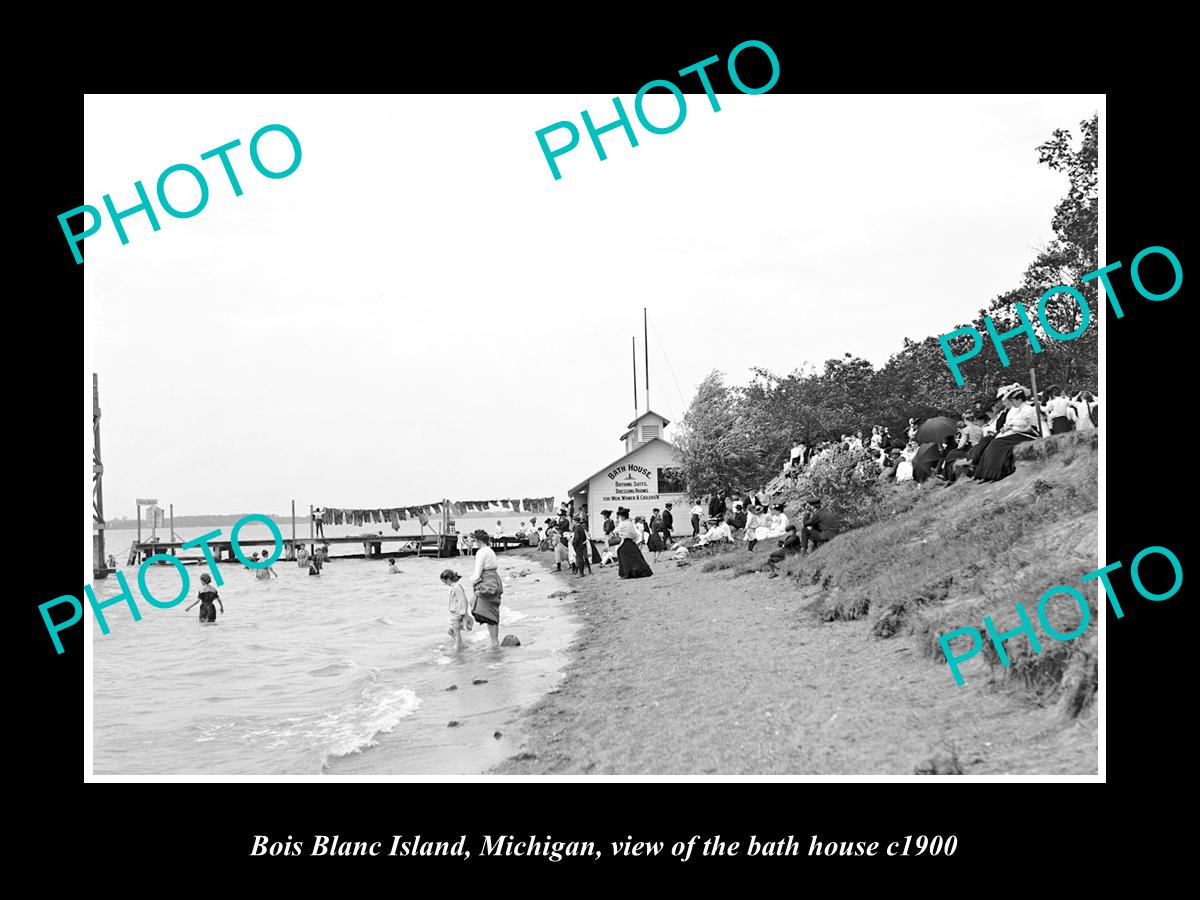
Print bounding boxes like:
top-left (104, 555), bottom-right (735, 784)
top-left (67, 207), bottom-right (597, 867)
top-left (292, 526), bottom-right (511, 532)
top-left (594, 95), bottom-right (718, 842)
top-left (914, 416), bottom-right (958, 444)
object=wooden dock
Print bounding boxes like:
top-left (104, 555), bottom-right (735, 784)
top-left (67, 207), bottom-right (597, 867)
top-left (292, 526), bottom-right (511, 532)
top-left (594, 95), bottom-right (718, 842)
top-left (129, 534), bottom-right (536, 565)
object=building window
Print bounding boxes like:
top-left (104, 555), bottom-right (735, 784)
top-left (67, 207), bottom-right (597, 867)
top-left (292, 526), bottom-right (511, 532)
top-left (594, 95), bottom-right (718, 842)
top-left (640, 424), bottom-right (659, 442)
top-left (658, 467), bottom-right (686, 493)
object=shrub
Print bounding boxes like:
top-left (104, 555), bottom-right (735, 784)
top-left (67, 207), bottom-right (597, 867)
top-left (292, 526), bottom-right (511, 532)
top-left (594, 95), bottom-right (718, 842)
top-left (773, 447), bottom-right (886, 530)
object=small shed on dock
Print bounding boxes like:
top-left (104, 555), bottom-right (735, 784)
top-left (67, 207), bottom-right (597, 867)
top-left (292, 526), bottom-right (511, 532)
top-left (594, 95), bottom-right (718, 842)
top-left (567, 411), bottom-right (688, 536)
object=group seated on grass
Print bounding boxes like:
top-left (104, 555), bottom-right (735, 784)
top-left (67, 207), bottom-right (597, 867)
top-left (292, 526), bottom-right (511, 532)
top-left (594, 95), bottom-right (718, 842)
top-left (687, 494), bottom-right (839, 574)
top-left (679, 382), bottom-right (1098, 570)
top-left (786, 383), bottom-right (1097, 487)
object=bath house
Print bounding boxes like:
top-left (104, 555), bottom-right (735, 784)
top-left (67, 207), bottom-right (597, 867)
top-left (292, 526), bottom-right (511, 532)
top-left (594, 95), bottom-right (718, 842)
top-left (567, 410), bottom-right (688, 537)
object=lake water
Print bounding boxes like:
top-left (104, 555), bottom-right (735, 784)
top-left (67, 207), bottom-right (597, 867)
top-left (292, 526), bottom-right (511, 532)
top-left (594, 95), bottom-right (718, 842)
top-left (92, 524), bottom-right (577, 775)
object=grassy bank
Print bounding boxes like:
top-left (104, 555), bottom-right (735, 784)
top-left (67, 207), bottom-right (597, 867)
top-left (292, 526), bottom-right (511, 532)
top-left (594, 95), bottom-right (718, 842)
top-left (775, 429), bottom-right (1098, 718)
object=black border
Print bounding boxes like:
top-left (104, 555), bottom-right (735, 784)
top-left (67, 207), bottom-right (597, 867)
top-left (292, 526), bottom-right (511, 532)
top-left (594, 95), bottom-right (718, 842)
top-left (19, 27), bottom-right (1190, 883)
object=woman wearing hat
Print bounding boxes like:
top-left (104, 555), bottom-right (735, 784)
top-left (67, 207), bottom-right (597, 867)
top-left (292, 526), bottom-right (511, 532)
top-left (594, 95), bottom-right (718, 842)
top-left (469, 530), bottom-right (503, 648)
top-left (614, 507), bottom-right (653, 578)
top-left (974, 387), bottom-right (1040, 482)
top-left (943, 411), bottom-right (988, 482)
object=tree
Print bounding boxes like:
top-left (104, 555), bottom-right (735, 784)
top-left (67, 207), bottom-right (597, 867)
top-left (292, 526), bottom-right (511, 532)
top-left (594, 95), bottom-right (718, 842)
top-left (674, 115), bottom-right (1098, 503)
top-left (675, 371), bottom-right (752, 497)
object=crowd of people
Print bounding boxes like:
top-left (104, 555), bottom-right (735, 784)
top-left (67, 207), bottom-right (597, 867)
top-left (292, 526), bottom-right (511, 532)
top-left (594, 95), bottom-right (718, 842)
top-left (785, 385), bottom-right (1098, 487)
top-left (688, 491), bottom-right (840, 571)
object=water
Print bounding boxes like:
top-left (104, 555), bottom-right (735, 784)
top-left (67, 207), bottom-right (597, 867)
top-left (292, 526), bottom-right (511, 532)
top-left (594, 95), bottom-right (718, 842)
top-left (92, 525), bottom-right (577, 775)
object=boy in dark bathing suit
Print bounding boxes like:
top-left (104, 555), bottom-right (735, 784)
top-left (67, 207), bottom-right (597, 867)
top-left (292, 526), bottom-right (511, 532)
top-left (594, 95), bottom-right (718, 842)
top-left (185, 573), bottom-right (224, 622)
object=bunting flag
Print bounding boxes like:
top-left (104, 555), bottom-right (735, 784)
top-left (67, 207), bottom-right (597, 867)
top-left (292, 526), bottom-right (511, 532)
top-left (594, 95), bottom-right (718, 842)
top-left (314, 496), bottom-right (557, 525)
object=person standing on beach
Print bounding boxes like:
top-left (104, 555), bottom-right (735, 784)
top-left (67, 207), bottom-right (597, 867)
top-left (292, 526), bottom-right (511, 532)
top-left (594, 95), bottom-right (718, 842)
top-left (185, 573), bottom-right (223, 622)
top-left (647, 509), bottom-right (666, 561)
top-left (572, 515), bottom-right (592, 576)
top-left (661, 503), bottom-right (674, 544)
top-left (601, 509), bottom-right (615, 543)
top-left (614, 507), bottom-right (653, 578)
top-left (690, 500), bottom-right (703, 537)
top-left (470, 530), bottom-right (503, 648)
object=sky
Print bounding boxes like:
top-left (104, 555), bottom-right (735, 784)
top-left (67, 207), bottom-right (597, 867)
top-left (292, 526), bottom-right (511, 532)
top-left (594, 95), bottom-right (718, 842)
top-left (84, 93), bottom-right (1100, 517)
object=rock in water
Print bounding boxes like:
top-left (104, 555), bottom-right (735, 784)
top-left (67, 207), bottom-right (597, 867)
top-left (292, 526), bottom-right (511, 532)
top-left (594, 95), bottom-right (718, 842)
top-left (493, 731), bottom-right (503, 739)
top-left (472, 678), bottom-right (489, 685)
top-left (447, 720), bottom-right (461, 728)
top-left (501, 634), bottom-right (522, 647)
top-left (444, 684), bottom-right (458, 691)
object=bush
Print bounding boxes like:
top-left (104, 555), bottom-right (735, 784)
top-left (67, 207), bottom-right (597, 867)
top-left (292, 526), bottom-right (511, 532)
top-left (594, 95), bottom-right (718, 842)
top-left (773, 447), bottom-right (886, 530)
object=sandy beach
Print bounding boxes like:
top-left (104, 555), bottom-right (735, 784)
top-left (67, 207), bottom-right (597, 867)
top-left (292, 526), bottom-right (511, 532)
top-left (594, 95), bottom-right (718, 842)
top-left (493, 546), bottom-right (1097, 775)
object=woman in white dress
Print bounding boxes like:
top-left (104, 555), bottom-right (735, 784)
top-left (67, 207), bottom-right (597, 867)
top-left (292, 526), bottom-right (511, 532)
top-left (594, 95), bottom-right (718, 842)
top-left (1072, 391), bottom-right (1097, 431)
top-left (743, 506), bottom-right (762, 550)
top-left (895, 441), bottom-right (919, 483)
top-left (766, 504), bottom-right (789, 538)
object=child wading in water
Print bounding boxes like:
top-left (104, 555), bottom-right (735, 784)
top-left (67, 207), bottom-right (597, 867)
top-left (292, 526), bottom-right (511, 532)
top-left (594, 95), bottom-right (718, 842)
top-left (185, 573), bottom-right (223, 622)
top-left (441, 569), bottom-right (473, 652)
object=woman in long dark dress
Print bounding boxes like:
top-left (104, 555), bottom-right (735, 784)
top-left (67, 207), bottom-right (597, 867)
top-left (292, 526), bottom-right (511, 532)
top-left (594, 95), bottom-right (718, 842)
top-left (912, 442), bottom-right (944, 483)
top-left (614, 508), bottom-right (653, 578)
top-left (571, 515), bottom-right (592, 576)
top-left (975, 389), bottom-right (1040, 482)
top-left (646, 511), bottom-right (666, 559)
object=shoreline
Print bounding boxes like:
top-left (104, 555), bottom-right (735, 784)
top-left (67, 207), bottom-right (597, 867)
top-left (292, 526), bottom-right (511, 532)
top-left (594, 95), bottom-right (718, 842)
top-left (491, 545), bottom-right (1097, 775)
top-left (325, 548), bottom-right (578, 776)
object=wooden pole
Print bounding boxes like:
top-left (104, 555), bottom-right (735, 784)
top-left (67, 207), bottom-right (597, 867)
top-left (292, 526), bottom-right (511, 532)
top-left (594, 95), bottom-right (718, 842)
top-left (169, 503), bottom-right (175, 554)
top-left (309, 504), bottom-right (314, 541)
top-left (92, 374), bottom-right (107, 577)
top-left (1029, 368), bottom-right (1044, 437)
top-left (644, 307), bottom-right (650, 413)
top-left (631, 336), bottom-right (638, 417)
top-left (137, 501), bottom-right (141, 546)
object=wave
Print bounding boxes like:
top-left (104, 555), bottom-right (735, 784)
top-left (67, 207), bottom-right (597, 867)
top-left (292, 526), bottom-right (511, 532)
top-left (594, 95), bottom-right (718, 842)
top-left (192, 670), bottom-right (421, 767)
top-left (308, 658), bottom-right (358, 677)
top-left (319, 672), bottom-right (422, 763)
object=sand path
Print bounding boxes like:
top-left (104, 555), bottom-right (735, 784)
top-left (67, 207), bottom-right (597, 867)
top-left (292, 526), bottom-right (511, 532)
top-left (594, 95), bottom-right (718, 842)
top-left (493, 548), bottom-right (1096, 775)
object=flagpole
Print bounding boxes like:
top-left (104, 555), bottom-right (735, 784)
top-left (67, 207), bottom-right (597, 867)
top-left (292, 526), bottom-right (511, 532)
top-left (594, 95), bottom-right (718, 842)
top-left (644, 308), bottom-right (649, 412)
top-left (631, 336), bottom-right (638, 416)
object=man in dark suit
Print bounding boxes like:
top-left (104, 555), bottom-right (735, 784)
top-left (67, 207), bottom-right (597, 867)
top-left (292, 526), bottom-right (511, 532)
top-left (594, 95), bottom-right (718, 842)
top-left (731, 504), bottom-right (747, 530)
top-left (661, 502), bottom-right (674, 543)
top-left (708, 492), bottom-right (727, 520)
top-left (800, 498), bottom-right (839, 551)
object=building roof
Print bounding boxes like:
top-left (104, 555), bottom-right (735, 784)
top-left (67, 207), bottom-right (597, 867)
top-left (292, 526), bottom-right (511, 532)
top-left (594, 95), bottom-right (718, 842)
top-left (620, 409), bottom-right (672, 442)
top-left (626, 409), bottom-right (671, 429)
top-left (567, 437), bottom-right (680, 497)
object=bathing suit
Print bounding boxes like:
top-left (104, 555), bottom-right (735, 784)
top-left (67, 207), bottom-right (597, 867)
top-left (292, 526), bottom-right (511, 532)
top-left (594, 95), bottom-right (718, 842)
top-left (197, 587), bottom-right (219, 622)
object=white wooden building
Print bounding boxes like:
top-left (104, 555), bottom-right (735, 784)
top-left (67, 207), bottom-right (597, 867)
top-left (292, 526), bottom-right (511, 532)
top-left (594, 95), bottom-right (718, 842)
top-left (567, 411), bottom-right (688, 536)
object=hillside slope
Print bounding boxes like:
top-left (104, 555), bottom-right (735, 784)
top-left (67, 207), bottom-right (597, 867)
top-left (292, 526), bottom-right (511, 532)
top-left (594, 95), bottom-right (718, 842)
top-left (778, 429), bottom-right (1098, 718)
